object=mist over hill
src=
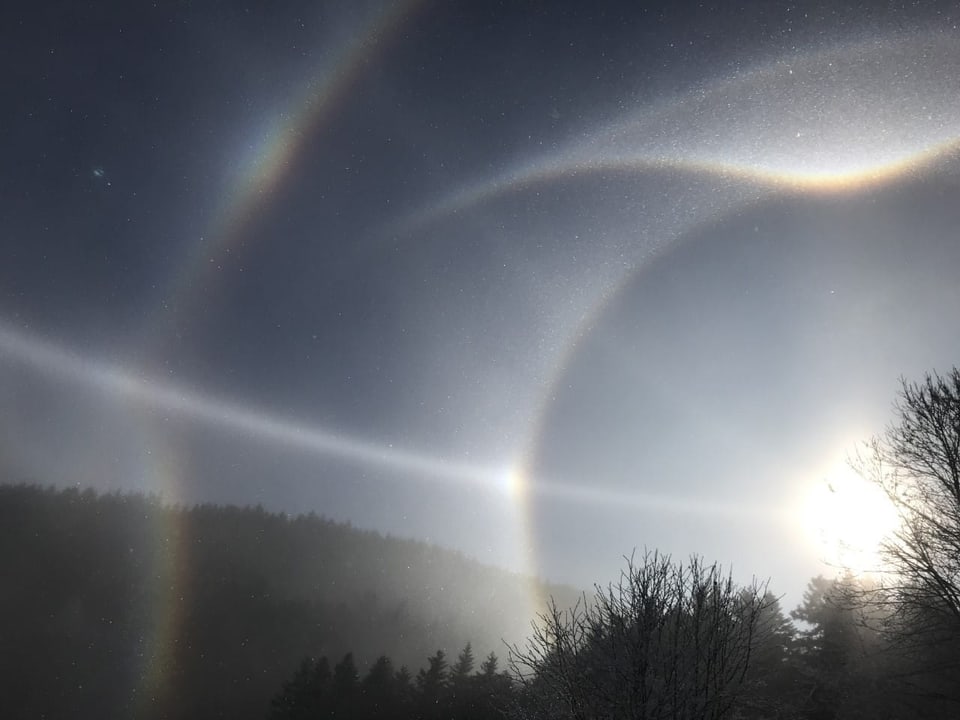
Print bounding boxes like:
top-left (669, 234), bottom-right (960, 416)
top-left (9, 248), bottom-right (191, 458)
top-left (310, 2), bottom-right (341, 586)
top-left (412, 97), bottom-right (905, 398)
top-left (0, 482), bottom-right (579, 720)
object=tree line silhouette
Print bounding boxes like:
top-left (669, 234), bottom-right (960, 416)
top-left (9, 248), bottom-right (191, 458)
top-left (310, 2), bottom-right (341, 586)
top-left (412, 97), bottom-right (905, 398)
top-left (269, 570), bottom-right (960, 719)
top-left (270, 645), bottom-right (512, 720)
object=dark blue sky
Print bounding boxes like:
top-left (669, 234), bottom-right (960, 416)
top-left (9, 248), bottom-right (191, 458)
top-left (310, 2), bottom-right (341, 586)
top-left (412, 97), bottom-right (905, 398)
top-left (3, 0), bottom-right (960, 604)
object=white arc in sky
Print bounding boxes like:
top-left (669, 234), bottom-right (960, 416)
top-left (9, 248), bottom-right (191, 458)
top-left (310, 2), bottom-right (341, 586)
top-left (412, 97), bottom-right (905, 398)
top-left (0, 321), bottom-right (769, 518)
top-left (396, 29), bottom-right (960, 233)
top-left (0, 322), bottom-right (498, 487)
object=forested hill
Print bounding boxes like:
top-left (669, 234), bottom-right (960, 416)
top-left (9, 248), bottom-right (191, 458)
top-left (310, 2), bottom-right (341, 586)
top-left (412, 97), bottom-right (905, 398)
top-left (0, 483), bottom-right (578, 720)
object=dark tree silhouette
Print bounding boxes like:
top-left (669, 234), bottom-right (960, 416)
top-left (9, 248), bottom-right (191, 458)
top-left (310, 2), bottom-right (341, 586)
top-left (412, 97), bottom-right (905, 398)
top-left (331, 652), bottom-right (359, 714)
top-left (394, 664), bottom-right (416, 709)
top-left (508, 551), bottom-right (770, 720)
top-left (269, 656), bottom-right (331, 720)
top-left (416, 649), bottom-right (450, 719)
top-left (452, 642), bottom-right (476, 678)
top-left (735, 592), bottom-right (801, 719)
top-left (791, 576), bottom-right (866, 720)
top-left (359, 655), bottom-right (401, 720)
top-left (480, 651), bottom-right (499, 678)
top-left (854, 370), bottom-right (960, 701)
top-left (858, 371), bottom-right (960, 620)
top-left (271, 647), bottom-right (516, 720)
top-left (451, 643), bottom-right (477, 717)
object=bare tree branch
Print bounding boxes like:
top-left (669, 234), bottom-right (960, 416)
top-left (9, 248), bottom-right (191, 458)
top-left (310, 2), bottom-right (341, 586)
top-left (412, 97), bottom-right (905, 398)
top-left (508, 550), bottom-right (770, 720)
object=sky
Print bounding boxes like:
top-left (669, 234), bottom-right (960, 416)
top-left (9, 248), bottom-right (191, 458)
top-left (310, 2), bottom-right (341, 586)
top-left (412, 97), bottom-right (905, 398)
top-left (3, 0), bottom-right (960, 607)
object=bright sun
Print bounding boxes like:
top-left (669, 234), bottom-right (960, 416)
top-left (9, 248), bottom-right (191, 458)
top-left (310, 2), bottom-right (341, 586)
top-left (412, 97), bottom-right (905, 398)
top-left (497, 465), bottom-right (527, 502)
top-left (800, 461), bottom-right (901, 575)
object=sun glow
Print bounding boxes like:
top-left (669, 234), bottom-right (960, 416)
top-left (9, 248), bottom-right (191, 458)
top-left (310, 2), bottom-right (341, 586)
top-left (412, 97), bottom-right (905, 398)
top-left (801, 461), bottom-right (901, 575)
top-left (498, 465), bottom-right (527, 501)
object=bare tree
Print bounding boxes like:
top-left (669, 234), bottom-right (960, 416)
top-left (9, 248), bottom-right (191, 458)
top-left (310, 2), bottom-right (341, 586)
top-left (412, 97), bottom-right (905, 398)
top-left (849, 370), bottom-right (960, 707)
top-left (856, 370), bottom-right (960, 626)
top-left (508, 550), bottom-right (770, 720)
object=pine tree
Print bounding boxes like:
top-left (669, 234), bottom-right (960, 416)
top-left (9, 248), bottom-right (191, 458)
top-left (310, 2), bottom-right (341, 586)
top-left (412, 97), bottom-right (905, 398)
top-left (452, 642), bottom-right (475, 678)
top-left (416, 649), bottom-right (449, 720)
top-left (479, 651), bottom-right (499, 678)
top-left (451, 644), bottom-right (477, 718)
top-left (360, 655), bottom-right (397, 720)
top-left (332, 653), bottom-right (359, 715)
top-left (792, 576), bottom-right (873, 720)
top-left (269, 656), bottom-right (331, 719)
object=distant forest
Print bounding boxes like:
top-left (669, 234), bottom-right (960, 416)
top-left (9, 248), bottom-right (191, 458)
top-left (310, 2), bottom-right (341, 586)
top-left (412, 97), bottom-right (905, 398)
top-left (0, 483), bottom-right (575, 720)
top-left (6, 365), bottom-right (960, 720)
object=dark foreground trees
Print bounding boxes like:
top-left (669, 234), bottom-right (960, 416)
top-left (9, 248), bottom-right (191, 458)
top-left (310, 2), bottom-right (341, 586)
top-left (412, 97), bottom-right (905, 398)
top-left (508, 551), bottom-right (770, 720)
top-left (270, 646), bottom-right (513, 720)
